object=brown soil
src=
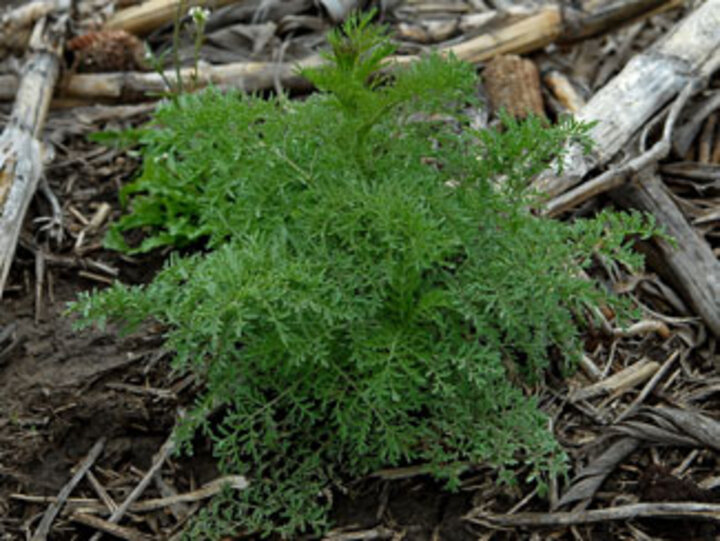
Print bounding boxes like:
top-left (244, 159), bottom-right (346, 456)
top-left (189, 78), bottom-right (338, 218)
top-left (0, 266), bottom-right (164, 526)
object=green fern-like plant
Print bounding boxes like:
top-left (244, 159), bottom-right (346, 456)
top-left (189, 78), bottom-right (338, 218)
top-left (71, 12), bottom-right (658, 539)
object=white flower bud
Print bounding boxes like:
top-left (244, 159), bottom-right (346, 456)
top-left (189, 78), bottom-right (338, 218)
top-left (188, 6), bottom-right (211, 25)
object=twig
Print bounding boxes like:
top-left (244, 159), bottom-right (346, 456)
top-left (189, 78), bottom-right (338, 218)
top-left (12, 474), bottom-right (249, 515)
top-left (673, 93), bottom-right (720, 156)
top-left (612, 319), bottom-right (671, 339)
top-left (153, 476), bottom-right (190, 521)
top-left (466, 502), bottom-right (720, 528)
top-left (322, 527), bottom-right (396, 541)
top-left (30, 437), bottom-right (106, 541)
top-left (570, 358), bottom-right (659, 403)
top-left (105, 382), bottom-right (177, 400)
top-left (86, 471), bottom-right (118, 514)
top-left (128, 475), bottom-right (248, 512)
top-left (35, 176), bottom-right (64, 244)
top-left (71, 513), bottom-right (153, 541)
top-left (11, 493), bottom-right (97, 506)
top-left (698, 113), bottom-right (717, 163)
top-left (579, 354), bottom-right (603, 382)
top-left (614, 350), bottom-right (680, 423)
top-left (78, 270), bottom-right (115, 285)
top-left (34, 247), bottom-right (44, 323)
top-left (19, 236), bottom-right (119, 277)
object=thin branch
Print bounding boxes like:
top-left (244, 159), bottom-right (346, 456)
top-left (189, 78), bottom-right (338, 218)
top-left (466, 502), bottom-right (720, 528)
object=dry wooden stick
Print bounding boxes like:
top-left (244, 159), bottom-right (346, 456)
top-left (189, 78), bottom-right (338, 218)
top-left (0, 10), bottom-right (68, 298)
top-left (19, 56), bottom-right (320, 102)
top-left (660, 161), bottom-right (720, 181)
top-left (611, 173), bottom-right (720, 337)
top-left (533, 0), bottom-right (720, 199)
top-left (614, 350), bottom-right (680, 423)
top-left (30, 438), bottom-right (106, 541)
top-left (570, 358), bottom-right (659, 403)
top-left (579, 354), bottom-right (602, 381)
top-left (543, 70), bottom-right (586, 114)
top-left (86, 471), bottom-right (119, 514)
top-left (673, 92), bottom-right (720, 156)
top-left (153, 476), bottom-right (191, 521)
top-left (128, 475), bottom-right (249, 512)
top-left (19, 236), bottom-right (119, 277)
top-left (612, 319), bottom-right (671, 339)
top-left (322, 527), bottom-right (396, 541)
top-left (0, 1), bottom-right (683, 104)
top-left (11, 474), bottom-right (249, 516)
top-left (34, 246), bottom-right (45, 322)
top-left (542, 74), bottom-right (703, 216)
top-left (562, 0), bottom-right (684, 43)
top-left (71, 513), bottom-right (153, 541)
top-left (446, 7), bottom-right (562, 64)
top-left (698, 113), bottom-right (717, 163)
top-left (466, 502), bottom-right (720, 528)
top-left (713, 125), bottom-right (720, 163)
top-left (104, 0), bottom-right (243, 35)
top-left (0, 0), bottom-right (68, 55)
top-left (10, 493), bottom-right (98, 506)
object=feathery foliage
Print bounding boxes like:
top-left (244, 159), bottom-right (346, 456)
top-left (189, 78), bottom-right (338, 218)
top-left (71, 13), bottom-right (658, 538)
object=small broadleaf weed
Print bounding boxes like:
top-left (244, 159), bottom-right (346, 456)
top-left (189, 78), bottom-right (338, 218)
top-left (71, 12), bottom-right (660, 539)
